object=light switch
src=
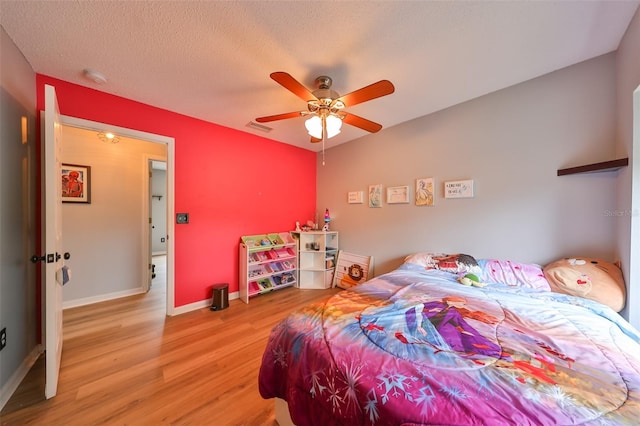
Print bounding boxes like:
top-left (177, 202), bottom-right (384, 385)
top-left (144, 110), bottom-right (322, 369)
top-left (176, 213), bottom-right (189, 224)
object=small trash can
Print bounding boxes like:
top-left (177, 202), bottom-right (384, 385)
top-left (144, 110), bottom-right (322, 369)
top-left (210, 282), bottom-right (229, 311)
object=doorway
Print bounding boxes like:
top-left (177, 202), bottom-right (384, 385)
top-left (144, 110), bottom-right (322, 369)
top-left (60, 115), bottom-right (175, 315)
top-left (149, 160), bottom-right (167, 299)
top-left (1, 115), bottom-right (175, 413)
top-left (150, 161), bottom-right (168, 257)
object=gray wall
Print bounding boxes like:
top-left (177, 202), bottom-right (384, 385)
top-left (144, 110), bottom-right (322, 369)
top-left (615, 7), bottom-right (640, 328)
top-left (0, 26), bottom-right (38, 404)
top-left (318, 53), bottom-right (620, 277)
top-left (61, 126), bottom-right (166, 307)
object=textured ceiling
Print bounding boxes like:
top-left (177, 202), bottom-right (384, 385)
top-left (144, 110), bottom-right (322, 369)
top-left (1, 1), bottom-right (638, 152)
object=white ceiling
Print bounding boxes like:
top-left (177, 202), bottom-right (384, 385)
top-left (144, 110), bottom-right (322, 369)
top-left (1, 1), bottom-right (638, 152)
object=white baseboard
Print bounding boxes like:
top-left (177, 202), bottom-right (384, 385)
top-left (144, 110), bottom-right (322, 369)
top-left (63, 288), bottom-right (240, 315)
top-left (63, 287), bottom-right (145, 310)
top-left (172, 291), bottom-right (239, 316)
top-left (0, 344), bottom-right (43, 411)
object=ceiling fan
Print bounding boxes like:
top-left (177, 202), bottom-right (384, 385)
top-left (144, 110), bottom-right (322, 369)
top-left (256, 72), bottom-right (395, 143)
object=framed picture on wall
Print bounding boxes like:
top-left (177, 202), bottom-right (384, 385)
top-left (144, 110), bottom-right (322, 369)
top-left (387, 185), bottom-right (410, 204)
top-left (348, 191), bottom-right (364, 204)
top-left (368, 184), bottom-right (383, 208)
top-left (415, 177), bottom-right (435, 206)
top-left (62, 163), bottom-right (91, 203)
top-left (444, 179), bottom-right (474, 199)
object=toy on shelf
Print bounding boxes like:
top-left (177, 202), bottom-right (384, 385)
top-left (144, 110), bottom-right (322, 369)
top-left (323, 208), bottom-right (331, 231)
top-left (300, 220), bottom-right (316, 232)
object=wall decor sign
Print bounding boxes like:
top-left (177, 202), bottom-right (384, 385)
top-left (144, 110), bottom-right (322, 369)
top-left (444, 179), bottom-right (474, 199)
top-left (415, 177), bottom-right (435, 206)
top-left (332, 250), bottom-right (374, 289)
top-left (387, 185), bottom-right (410, 204)
top-left (348, 191), bottom-right (364, 204)
top-left (368, 184), bottom-right (383, 208)
top-left (62, 163), bottom-right (91, 203)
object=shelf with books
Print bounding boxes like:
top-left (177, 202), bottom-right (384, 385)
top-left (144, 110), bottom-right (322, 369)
top-left (239, 232), bottom-right (298, 303)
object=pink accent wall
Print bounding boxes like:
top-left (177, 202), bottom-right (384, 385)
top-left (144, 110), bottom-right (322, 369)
top-left (36, 75), bottom-right (317, 307)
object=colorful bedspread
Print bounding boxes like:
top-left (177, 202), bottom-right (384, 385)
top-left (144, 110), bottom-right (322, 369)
top-left (259, 263), bottom-right (640, 425)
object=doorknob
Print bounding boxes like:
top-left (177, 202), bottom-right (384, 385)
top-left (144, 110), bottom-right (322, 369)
top-left (31, 253), bottom-right (70, 263)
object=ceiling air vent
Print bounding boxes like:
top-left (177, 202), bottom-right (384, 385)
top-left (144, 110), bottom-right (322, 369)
top-left (246, 121), bottom-right (272, 133)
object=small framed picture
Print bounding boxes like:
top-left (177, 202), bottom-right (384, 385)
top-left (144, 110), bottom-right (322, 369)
top-left (348, 191), bottom-right (364, 204)
top-left (62, 164), bottom-right (91, 203)
top-left (444, 179), bottom-right (474, 199)
top-left (368, 184), bottom-right (383, 208)
top-left (415, 177), bottom-right (435, 206)
top-left (387, 186), bottom-right (409, 204)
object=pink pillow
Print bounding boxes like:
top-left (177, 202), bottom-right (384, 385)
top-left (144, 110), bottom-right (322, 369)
top-left (479, 259), bottom-right (550, 291)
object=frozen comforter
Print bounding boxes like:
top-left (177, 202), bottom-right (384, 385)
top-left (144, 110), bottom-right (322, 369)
top-left (259, 262), bottom-right (640, 425)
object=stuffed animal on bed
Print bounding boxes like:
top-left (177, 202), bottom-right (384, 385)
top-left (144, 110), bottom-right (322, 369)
top-left (543, 257), bottom-right (626, 312)
top-left (457, 273), bottom-right (487, 288)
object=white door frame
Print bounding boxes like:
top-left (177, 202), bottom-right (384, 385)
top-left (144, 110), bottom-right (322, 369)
top-left (59, 115), bottom-right (176, 316)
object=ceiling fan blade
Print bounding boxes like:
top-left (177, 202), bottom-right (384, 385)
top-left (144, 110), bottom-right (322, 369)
top-left (310, 136), bottom-right (322, 143)
top-left (270, 72), bottom-right (318, 102)
top-left (342, 112), bottom-right (383, 133)
top-left (337, 80), bottom-right (395, 107)
top-left (255, 111), bottom-right (302, 123)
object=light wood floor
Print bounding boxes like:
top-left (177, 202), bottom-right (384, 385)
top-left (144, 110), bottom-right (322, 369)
top-left (1, 256), bottom-right (339, 425)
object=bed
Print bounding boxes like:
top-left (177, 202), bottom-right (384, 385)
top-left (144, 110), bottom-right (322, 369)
top-left (259, 253), bottom-right (640, 425)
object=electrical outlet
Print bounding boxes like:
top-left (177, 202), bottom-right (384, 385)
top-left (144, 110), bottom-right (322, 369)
top-left (0, 327), bottom-right (6, 351)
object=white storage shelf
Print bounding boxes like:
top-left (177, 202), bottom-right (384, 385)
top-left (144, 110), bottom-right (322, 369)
top-left (239, 232), bottom-right (298, 303)
top-left (293, 231), bottom-right (338, 290)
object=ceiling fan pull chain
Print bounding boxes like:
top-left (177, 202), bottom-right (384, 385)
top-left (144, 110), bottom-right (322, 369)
top-left (322, 133), bottom-right (326, 166)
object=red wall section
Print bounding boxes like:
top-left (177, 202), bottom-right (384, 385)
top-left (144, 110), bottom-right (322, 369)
top-left (36, 75), bottom-right (317, 307)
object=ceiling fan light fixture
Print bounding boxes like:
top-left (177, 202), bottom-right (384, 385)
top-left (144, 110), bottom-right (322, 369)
top-left (305, 115), bottom-right (323, 139)
top-left (305, 114), bottom-right (342, 140)
top-left (97, 131), bottom-right (120, 144)
top-left (325, 114), bottom-right (342, 138)
top-left (256, 72), bottom-right (394, 144)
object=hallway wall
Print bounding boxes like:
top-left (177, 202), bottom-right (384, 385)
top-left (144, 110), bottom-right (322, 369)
top-left (61, 126), bottom-right (166, 307)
